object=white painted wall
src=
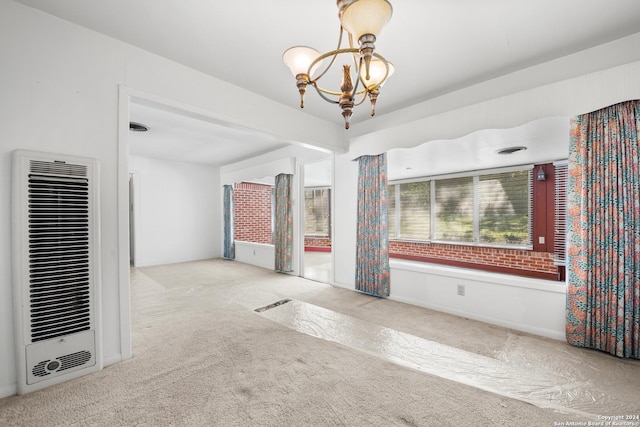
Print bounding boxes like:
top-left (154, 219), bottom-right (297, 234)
top-left (234, 241), bottom-right (275, 271)
top-left (333, 154), bottom-right (358, 288)
top-left (0, 2), bottom-right (126, 397)
top-left (390, 261), bottom-right (566, 340)
top-left (0, 1), bottom-right (339, 398)
top-left (129, 156), bottom-right (220, 267)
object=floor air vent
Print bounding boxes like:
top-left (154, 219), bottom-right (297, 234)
top-left (12, 150), bottom-right (102, 394)
top-left (254, 299), bottom-right (292, 313)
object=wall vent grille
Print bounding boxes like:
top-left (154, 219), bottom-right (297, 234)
top-left (13, 150), bottom-right (102, 394)
top-left (58, 350), bottom-right (92, 371)
top-left (31, 350), bottom-right (93, 378)
top-left (28, 173), bottom-right (92, 342)
top-left (30, 160), bottom-right (87, 177)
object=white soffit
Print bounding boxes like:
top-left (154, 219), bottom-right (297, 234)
top-left (387, 117), bottom-right (570, 180)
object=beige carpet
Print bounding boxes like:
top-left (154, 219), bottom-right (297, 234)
top-left (1, 259), bottom-right (639, 426)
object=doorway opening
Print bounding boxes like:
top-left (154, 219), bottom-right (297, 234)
top-left (302, 159), bottom-right (333, 283)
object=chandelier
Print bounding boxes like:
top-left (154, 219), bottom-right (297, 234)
top-left (283, 0), bottom-right (394, 129)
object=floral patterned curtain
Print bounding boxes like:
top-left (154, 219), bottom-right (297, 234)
top-left (223, 184), bottom-right (235, 260)
top-left (274, 173), bottom-right (293, 273)
top-left (355, 154), bottom-right (390, 297)
top-left (566, 100), bottom-right (640, 359)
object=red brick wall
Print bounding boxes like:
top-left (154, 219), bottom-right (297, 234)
top-left (233, 182), bottom-right (272, 244)
top-left (232, 180), bottom-right (559, 279)
top-left (304, 236), bottom-right (332, 251)
top-left (390, 240), bottom-right (559, 280)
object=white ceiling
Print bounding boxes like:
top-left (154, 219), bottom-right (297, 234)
top-left (128, 102), bottom-right (290, 165)
top-left (14, 0), bottom-right (640, 169)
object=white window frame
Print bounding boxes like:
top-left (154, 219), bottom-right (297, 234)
top-left (388, 164), bottom-right (534, 250)
top-left (304, 186), bottom-right (331, 237)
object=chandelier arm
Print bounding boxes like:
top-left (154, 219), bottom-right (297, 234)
top-left (351, 56), bottom-right (364, 97)
top-left (309, 25), bottom-right (346, 82)
top-left (353, 90), bottom-right (370, 107)
top-left (310, 51), bottom-right (392, 97)
top-left (314, 86), bottom-right (368, 97)
top-left (348, 32), bottom-right (360, 67)
top-left (309, 81), bottom-right (340, 104)
top-left (316, 87), bottom-right (343, 97)
top-left (308, 47), bottom-right (360, 85)
top-left (311, 51), bottom-right (391, 97)
top-left (314, 86), bottom-right (370, 97)
top-left (309, 50), bottom-right (391, 87)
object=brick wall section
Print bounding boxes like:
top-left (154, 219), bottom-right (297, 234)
top-left (233, 182), bottom-right (272, 244)
top-left (304, 236), bottom-right (332, 249)
top-left (232, 180), bottom-right (558, 277)
top-left (390, 240), bottom-right (558, 278)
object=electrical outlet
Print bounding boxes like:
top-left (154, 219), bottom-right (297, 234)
top-left (457, 284), bottom-right (465, 296)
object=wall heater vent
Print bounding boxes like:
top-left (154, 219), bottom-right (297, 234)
top-left (12, 150), bottom-right (102, 394)
top-left (29, 160), bottom-right (88, 177)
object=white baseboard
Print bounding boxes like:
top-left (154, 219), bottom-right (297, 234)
top-left (330, 281), bottom-right (354, 291)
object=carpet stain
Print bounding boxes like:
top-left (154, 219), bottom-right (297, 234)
top-left (238, 386), bottom-right (254, 398)
top-left (398, 415), bottom-right (419, 426)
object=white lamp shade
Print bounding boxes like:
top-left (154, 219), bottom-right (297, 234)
top-left (341, 0), bottom-right (392, 40)
top-left (360, 59), bottom-right (394, 88)
top-left (282, 46), bottom-right (323, 77)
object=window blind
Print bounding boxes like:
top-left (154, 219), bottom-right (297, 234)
top-left (478, 170), bottom-right (531, 246)
top-left (434, 176), bottom-right (474, 242)
top-left (554, 162), bottom-right (568, 265)
top-left (304, 188), bottom-right (330, 236)
top-left (398, 181), bottom-right (430, 239)
top-left (388, 185), bottom-right (396, 238)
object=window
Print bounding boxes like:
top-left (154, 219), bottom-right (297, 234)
top-left (389, 182), bottom-right (431, 240)
top-left (434, 176), bottom-right (473, 242)
top-left (388, 184), bottom-right (396, 238)
top-left (304, 188), bottom-right (330, 236)
top-left (389, 166), bottom-right (533, 248)
top-left (478, 170), bottom-right (531, 246)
